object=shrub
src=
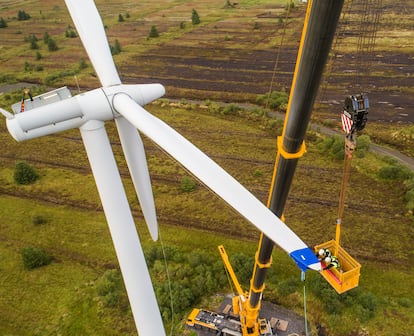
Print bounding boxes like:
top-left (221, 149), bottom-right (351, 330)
top-left (14, 161), bottom-right (39, 185)
top-left (148, 25), bottom-right (159, 38)
top-left (191, 9), bottom-right (200, 25)
top-left (0, 74), bottom-right (15, 84)
top-left (43, 32), bottom-right (50, 44)
top-left (30, 39), bottom-right (39, 50)
top-left (27, 35), bottom-right (39, 49)
top-left (47, 38), bottom-right (58, 51)
top-left (32, 215), bottom-right (47, 226)
top-left (96, 269), bottom-right (128, 309)
top-left (378, 164), bottom-right (411, 180)
top-left (320, 287), bottom-right (341, 314)
top-left (110, 39), bottom-right (122, 55)
top-left (316, 135), bottom-right (345, 160)
top-left (0, 17), bottom-right (7, 28)
top-left (397, 297), bottom-right (412, 308)
top-left (180, 176), bottom-right (196, 192)
top-left (330, 136), bottom-right (345, 160)
top-left (255, 90), bottom-right (288, 110)
top-left (230, 253), bottom-right (253, 286)
top-left (355, 134), bottom-right (370, 158)
top-left (253, 169), bottom-right (263, 177)
top-left (21, 246), bottom-right (52, 270)
top-left (222, 103), bottom-right (240, 115)
top-left (24, 61), bottom-right (33, 72)
top-left (79, 58), bottom-right (88, 70)
top-left (65, 29), bottom-right (77, 38)
top-left (17, 10), bottom-right (31, 21)
top-left (358, 291), bottom-right (378, 312)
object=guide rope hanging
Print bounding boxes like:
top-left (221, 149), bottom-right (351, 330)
top-left (301, 271), bottom-right (309, 336)
top-left (159, 229), bottom-right (175, 336)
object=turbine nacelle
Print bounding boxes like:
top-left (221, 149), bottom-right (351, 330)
top-left (6, 84), bottom-right (165, 142)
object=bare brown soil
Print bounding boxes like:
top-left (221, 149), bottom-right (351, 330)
top-left (1, 1), bottom-right (412, 124)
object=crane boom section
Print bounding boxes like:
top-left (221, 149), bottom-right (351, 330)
top-left (248, 0), bottom-right (345, 319)
top-left (218, 245), bottom-right (245, 298)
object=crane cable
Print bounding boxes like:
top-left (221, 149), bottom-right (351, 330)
top-left (336, 0), bottom-right (382, 249)
top-left (158, 229), bottom-right (175, 336)
top-left (317, 0), bottom-right (353, 106)
top-left (222, 258), bottom-right (237, 298)
top-left (354, 0), bottom-right (383, 91)
top-left (265, 0), bottom-right (293, 110)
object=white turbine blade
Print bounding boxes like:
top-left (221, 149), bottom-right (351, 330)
top-left (80, 120), bottom-right (165, 335)
top-left (65, 1), bottom-right (160, 239)
top-left (113, 93), bottom-right (321, 271)
top-left (115, 116), bottom-right (158, 241)
top-left (65, 0), bottom-right (121, 86)
top-left (0, 107), bottom-right (13, 119)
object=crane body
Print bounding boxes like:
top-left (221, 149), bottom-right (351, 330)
top-left (188, 0), bottom-right (345, 334)
top-left (246, 0), bottom-right (345, 331)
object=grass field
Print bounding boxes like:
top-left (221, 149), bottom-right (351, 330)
top-left (0, 99), bottom-right (413, 335)
top-left (0, 0), bottom-right (413, 335)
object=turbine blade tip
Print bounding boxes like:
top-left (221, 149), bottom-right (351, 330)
top-left (290, 247), bottom-right (321, 272)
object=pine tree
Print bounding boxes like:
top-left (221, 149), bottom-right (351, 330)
top-left (111, 39), bottom-right (122, 55)
top-left (43, 32), bottom-right (50, 44)
top-left (17, 10), bottom-right (31, 21)
top-left (148, 25), bottom-right (159, 38)
top-left (0, 17), bottom-right (7, 28)
top-left (191, 9), bottom-right (200, 25)
top-left (47, 38), bottom-right (58, 51)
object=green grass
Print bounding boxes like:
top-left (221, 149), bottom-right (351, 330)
top-left (0, 100), bottom-right (413, 335)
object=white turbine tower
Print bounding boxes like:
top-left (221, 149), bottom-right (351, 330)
top-left (1, 1), bottom-right (321, 335)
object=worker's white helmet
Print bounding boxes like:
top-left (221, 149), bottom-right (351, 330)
top-left (324, 256), bottom-right (331, 263)
top-left (318, 249), bottom-right (325, 256)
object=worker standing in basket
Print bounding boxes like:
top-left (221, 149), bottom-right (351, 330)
top-left (323, 255), bottom-right (341, 271)
top-left (316, 248), bottom-right (331, 260)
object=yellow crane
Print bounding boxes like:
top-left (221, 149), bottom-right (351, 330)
top-left (188, 0), bottom-right (361, 334)
top-left (218, 245), bottom-right (273, 336)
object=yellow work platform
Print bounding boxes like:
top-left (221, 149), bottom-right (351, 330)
top-left (314, 240), bottom-right (361, 294)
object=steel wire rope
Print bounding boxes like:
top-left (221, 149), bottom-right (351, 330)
top-left (339, 0), bottom-right (383, 248)
top-left (354, 0), bottom-right (383, 92)
top-left (265, 0), bottom-right (293, 110)
top-left (317, 0), bottom-right (354, 108)
top-left (222, 257), bottom-right (237, 300)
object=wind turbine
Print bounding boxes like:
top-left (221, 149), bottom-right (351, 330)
top-left (1, 1), bottom-right (321, 335)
